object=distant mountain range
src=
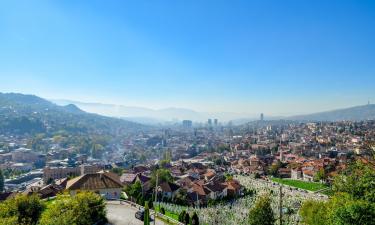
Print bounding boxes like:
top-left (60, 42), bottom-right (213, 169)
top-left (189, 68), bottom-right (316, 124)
top-left (0, 93), bottom-right (144, 135)
top-left (1, 93), bottom-right (373, 131)
top-left (52, 100), bottom-right (375, 125)
top-left (51, 99), bottom-right (375, 124)
top-left (51, 99), bottom-right (255, 124)
top-left (285, 104), bottom-right (375, 122)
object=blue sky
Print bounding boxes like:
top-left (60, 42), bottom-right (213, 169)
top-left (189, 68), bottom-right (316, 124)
top-left (0, 0), bottom-right (374, 115)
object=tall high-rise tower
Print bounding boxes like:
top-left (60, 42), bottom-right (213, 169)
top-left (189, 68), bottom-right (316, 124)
top-left (208, 119), bottom-right (212, 126)
top-left (260, 113), bottom-right (264, 121)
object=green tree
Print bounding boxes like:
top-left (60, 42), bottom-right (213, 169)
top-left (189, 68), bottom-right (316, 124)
top-left (248, 194), bottom-right (275, 225)
top-left (191, 212), bottom-right (199, 225)
top-left (39, 191), bottom-right (106, 225)
top-left (178, 210), bottom-right (186, 222)
top-left (300, 160), bottom-right (375, 225)
top-left (124, 181), bottom-right (143, 202)
top-left (299, 200), bottom-right (330, 225)
top-left (0, 169), bottom-right (4, 192)
top-left (144, 201), bottom-right (150, 225)
top-left (0, 216), bottom-right (18, 225)
top-left (151, 169), bottom-right (173, 186)
top-left (174, 189), bottom-right (188, 205)
top-left (333, 160), bottom-right (375, 202)
top-left (0, 194), bottom-right (45, 225)
top-left (184, 212), bottom-right (190, 225)
top-left (314, 168), bottom-right (326, 182)
top-left (269, 161), bottom-right (282, 177)
top-left (329, 193), bottom-right (375, 225)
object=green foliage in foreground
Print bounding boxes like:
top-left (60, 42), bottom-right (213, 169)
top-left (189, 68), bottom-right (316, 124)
top-left (248, 194), bottom-right (275, 225)
top-left (0, 192), bottom-right (106, 225)
top-left (155, 205), bottom-right (179, 221)
top-left (0, 194), bottom-right (45, 225)
top-left (300, 200), bottom-right (330, 225)
top-left (300, 160), bottom-right (375, 225)
top-left (144, 201), bottom-right (150, 225)
top-left (271, 178), bottom-right (328, 191)
top-left (39, 192), bottom-right (106, 225)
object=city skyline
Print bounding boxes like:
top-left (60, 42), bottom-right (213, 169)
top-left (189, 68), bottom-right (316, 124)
top-left (1, 0), bottom-right (375, 115)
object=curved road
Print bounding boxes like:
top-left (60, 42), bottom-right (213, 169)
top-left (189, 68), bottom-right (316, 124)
top-left (106, 201), bottom-right (166, 225)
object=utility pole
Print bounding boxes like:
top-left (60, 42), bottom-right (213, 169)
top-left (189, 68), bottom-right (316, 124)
top-left (154, 173), bottom-right (158, 225)
top-left (279, 185), bottom-right (283, 225)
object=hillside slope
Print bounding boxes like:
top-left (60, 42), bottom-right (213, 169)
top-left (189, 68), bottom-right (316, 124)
top-left (287, 104), bottom-right (375, 121)
top-left (0, 93), bottom-right (144, 135)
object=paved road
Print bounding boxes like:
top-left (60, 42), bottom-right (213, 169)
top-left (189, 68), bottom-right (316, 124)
top-left (106, 201), bottom-right (166, 225)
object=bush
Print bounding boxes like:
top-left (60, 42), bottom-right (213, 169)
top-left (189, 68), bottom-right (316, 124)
top-left (184, 212), bottom-right (190, 225)
top-left (248, 194), bottom-right (274, 225)
top-left (178, 210), bottom-right (186, 222)
top-left (300, 200), bottom-right (329, 225)
top-left (191, 212), bottom-right (199, 225)
top-left (0, 194), bottom-right (45, 225)
top-left (299, 161), bottom-right (375, 225)
top-left (39, 191), bottom-right (106, 225)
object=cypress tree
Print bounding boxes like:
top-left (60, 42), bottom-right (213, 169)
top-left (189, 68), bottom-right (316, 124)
top-left (144, 201), bottom-right (150, 225)
top-left (191, 212), bottom-right (199, 225)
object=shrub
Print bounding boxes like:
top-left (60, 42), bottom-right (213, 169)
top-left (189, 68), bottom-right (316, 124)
top-left (191, 212), bottom-right (199, 225)
top-left (39, 191), bottom-right (106, 225)
top-left (184, 212), bottom-right (190, 225)
top-left (0, 194), bottom-right (45, 225)
top-left (248, 194), bottom-right (274, 225)
top-left (178, 210), bottom-right (186, 222)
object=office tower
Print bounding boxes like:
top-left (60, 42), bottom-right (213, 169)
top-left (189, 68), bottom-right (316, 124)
top-left (182, 120), bottom-right (192, 128)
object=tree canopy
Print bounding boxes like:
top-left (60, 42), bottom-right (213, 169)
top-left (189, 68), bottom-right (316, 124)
top-left (248, 194), bottom-right (275, 225)
top-left (39, 191), bottom-right (106, 225)
top-left (300, 160), bottom-right (375, 225)
top-left (0, 194), bottom-right (45, 225)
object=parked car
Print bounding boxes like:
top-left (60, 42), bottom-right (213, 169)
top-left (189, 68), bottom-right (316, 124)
top-left (135, 209), bottom-right (145, 221)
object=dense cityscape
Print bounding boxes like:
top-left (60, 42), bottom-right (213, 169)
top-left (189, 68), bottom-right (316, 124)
top-left (0, 93), bottom-right (374, 225)
top-left (1, 1), bottom-right (375, 225)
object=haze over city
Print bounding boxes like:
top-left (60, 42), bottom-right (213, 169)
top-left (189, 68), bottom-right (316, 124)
top-left (1, 0), bottom-right (375, 117)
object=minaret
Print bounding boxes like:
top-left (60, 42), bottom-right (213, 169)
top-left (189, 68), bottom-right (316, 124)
top-left (279, 138), bottom-right (284, 162)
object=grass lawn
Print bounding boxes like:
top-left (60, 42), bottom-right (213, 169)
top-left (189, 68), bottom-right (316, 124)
top-left (154, 205), bottom-right (180, 221)
top-left (271, 178), bottom-right (328, 191)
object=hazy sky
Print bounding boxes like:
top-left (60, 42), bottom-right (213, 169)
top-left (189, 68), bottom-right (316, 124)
top-left (0, 0), bottom-right (375, 115)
